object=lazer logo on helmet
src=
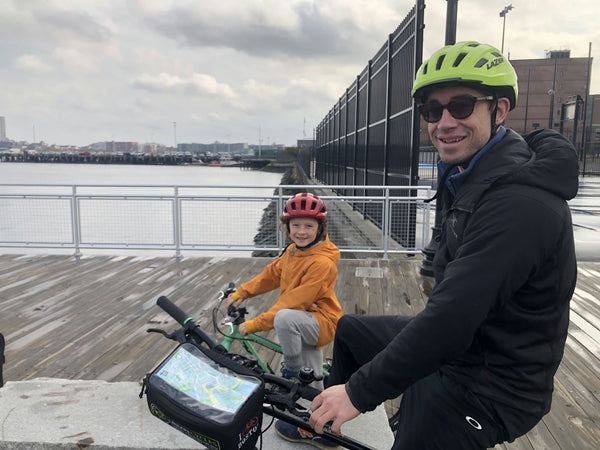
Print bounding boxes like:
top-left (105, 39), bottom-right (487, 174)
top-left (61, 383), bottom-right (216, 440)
top-left (486, 57), bottom-right (504, 70)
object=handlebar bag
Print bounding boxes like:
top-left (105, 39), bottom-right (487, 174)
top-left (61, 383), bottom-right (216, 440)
top-left (141, 342), bottom-right (264, 450)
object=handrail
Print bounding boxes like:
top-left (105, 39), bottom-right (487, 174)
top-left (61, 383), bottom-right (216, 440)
top-left (0, 183), bottom-right (433, 259)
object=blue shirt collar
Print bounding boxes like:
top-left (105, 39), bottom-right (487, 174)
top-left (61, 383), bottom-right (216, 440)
top-left (437, 127), bottom-right (507, 196)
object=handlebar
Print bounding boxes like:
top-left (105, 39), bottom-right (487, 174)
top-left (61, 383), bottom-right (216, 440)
top-left (153, 295), bottom-right (219, 350)
top-left (157, 295), bottom-right (192, 326)
top-left (216, 282), bottom-right (247, 325)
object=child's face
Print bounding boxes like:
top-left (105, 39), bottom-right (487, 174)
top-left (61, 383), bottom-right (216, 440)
top-left (289, 217), bottom-right (320, 248)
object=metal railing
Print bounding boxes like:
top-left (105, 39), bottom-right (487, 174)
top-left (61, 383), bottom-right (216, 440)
top-left (0, 183), bottom-right (433, 258)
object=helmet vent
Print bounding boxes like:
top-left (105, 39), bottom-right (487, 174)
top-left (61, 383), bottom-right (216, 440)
top-left (435, 54), bottom-right (445, 70)
top-left (474, 58), bottom-right (487, 68)
top-left (491, 52), bottom-right (502, 58)
top-left (423, 63), bottom-right (428, 75)
top-left (453, 53), bottom-right (467, 67)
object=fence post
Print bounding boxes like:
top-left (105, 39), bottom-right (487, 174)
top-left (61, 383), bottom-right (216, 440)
top-left (173, 186), bottom-right (181, 259)
top-left (383, 188), bottom-right (390, 260)
top-left (71, 185), bottom-right (82, 259)
top-left (277, 186), bottom-right (284, 252)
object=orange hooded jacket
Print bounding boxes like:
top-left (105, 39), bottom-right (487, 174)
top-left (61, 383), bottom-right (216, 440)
top-left (232, 236), bottom-right (342, 349)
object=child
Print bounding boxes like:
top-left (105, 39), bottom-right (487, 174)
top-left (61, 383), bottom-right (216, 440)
top-left (227, 192), bottom-right (342, 390)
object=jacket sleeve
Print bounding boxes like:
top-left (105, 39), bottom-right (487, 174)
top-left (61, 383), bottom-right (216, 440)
top-left (345, 186), bottom-right (568, 412)
top-left (236, 258), bottom-right (283, 299)
top-left (245, 256), bottom-right (337, 334)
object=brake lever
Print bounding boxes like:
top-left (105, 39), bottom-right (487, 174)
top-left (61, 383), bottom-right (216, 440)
top-left (147, 327), bottom-right (190, 345)
top-left (219, 319), bottom-right (234, 334)
top-left (146, 328), bottom-right (178, 340)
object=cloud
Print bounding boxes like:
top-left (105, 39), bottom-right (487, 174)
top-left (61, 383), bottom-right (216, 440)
top-left (14, 54), bottom-right (53, 73)
top-left (138, 0), bottom-right (395, 60)
top-left (0, 0), bottom-right (598, 147)
top-left (53, 47), bottom-right (99, 74)
top-left (243, 79), bottom-right (285, 101)
top-left (32, 4), bottom-right (114, 43)
top-left (132, 72), bottom-right (237, 99)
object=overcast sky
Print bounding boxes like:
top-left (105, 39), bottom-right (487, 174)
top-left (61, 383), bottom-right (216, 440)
top-left (1, 0), bottom-right (598, 147)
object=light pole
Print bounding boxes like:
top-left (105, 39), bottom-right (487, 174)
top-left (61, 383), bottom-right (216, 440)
top-left (173, 122), bottom-right (177, 150)
top-left (499, 4), bottom-right (513, 54)
top-left (421, 0), bottom-right (459, 277)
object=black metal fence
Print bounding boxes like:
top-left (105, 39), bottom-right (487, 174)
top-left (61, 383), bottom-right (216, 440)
top-left (314, 1), bottom-right (424, 249)
top-left (580, 142), bottom-right (600, 176)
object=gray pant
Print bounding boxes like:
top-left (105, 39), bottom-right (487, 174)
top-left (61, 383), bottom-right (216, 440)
top-left (273, 309), bottom-right (324, 390)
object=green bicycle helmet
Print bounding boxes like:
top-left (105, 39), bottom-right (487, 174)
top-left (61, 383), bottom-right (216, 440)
top-left (412, 41), bottom-right (518, 110)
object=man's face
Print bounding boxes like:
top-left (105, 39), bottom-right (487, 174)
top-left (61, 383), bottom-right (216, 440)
top-left (425, 86), bottom-right (496, 165)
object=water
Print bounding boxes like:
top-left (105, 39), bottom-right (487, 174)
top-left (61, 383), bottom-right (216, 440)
top-left (0, 163), bottom-right (285, 258)
top-left (0, 162), bottom-right (283, 186)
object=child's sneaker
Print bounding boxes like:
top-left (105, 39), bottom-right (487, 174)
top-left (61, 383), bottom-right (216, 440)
top-left (275, 420), bottom-right (340, 449)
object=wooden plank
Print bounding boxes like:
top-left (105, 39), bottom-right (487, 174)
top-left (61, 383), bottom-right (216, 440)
top-left (1, 255), bottom-right (600, 450)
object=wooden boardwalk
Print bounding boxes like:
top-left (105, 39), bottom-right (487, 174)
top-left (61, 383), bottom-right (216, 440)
top-left (0, 254), bottom-right (598, 449)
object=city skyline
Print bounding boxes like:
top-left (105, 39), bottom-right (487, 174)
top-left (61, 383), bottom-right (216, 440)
top-left (1, 0), bottom-right (598, 147)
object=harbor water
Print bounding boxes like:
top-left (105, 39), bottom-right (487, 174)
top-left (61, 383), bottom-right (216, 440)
top-left (0, 163), bottom-right (285, 257)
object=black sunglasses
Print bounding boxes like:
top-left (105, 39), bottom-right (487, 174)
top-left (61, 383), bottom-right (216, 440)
top-left (418, 95), bottom-right (494, 123)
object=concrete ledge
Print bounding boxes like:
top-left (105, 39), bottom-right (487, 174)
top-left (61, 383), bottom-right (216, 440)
top-left (0, 378), bottom-right (394, 449)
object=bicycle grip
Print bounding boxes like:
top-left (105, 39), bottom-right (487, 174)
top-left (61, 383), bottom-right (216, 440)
top-left (157, 296), bottom-right (191, 326)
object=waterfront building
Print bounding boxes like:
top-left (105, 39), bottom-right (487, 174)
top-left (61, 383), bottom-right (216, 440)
top-left (506, 50), bottom-right (591, 142)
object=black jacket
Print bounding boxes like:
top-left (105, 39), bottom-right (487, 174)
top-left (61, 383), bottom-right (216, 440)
top-left (347, 129), bottom-right (579, 417)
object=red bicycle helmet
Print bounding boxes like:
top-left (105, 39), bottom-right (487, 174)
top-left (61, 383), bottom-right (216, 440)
top-left (282, 193), bottom-right (327, 220)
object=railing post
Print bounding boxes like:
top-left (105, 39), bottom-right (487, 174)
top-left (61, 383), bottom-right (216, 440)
top-left (277, 186), bottom-right (284, 252)
top-left (382, 188), bottom-right (390, 260)
top-left (71, 185), bottom-right (82, 259)
top-left (173, 186), bottom-right (181, 259)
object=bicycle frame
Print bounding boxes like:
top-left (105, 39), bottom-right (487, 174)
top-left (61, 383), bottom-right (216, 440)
top-left (215, 288), bottom-right (331, 377)
top-left (220, 321), bottom-right (281, 373)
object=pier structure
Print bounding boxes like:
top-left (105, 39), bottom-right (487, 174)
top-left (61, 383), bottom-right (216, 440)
top-left (0, 254), bottom-right (598, 449)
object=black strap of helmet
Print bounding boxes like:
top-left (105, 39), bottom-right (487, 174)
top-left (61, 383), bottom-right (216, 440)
top-left (425, 163), bottom-right (458, 203)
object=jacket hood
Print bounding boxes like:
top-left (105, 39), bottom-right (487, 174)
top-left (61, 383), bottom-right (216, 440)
top-left (513, 129), bottom-right (579, 200)
top-left (290, 235), bottom-right (340, 265)
top-left (456, 129), bottom-right (579, 209)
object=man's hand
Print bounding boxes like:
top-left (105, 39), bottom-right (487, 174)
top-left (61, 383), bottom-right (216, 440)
top-left (309, 384), bottom-right (360, 435)
top-left (239, 322), bottom-right (248, 336)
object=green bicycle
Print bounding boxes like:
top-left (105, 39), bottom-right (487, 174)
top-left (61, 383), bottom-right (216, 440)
top-left (211, 283), bottom-right (331, 379)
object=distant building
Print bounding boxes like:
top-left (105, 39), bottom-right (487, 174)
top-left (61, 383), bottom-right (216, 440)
top-left (0, 116), bottom-right (6, 141)
top-left (177, 143), bottom-right (203, 153)
top-left (178, 142), bottom-right (249, 155)
top-left (104, 141), bottom-right (138, 153)
top-left (296, 139), bottom-right (315, 150)
top-left (506, 50), bottom-right (592, 145)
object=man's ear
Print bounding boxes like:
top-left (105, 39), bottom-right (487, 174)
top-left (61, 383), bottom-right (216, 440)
top-left (495, 98), bottom-right (511, 125)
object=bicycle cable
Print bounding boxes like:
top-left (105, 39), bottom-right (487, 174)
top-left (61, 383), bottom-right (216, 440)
top-left (211, 303), bottom-right (282, 349)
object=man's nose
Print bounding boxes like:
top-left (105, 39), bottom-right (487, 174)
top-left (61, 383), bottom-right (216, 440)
top-left (437, 108), bottom-right (457, 128)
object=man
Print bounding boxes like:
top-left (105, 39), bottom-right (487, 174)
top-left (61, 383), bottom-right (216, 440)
top-left (308, 41), bottom-right (579, 449)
